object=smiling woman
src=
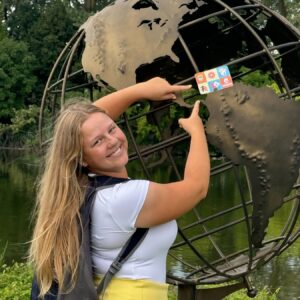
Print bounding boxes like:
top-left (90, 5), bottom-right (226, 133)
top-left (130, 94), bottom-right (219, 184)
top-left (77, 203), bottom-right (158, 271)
top-left (29, 77), bottom-right (210, 300)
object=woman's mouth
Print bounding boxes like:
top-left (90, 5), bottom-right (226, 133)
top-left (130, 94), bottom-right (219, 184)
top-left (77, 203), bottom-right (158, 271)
top-left (107, 146), bottom-right (122, 158)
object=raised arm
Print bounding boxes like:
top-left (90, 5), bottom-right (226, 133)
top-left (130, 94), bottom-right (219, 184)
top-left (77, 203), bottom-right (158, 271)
top-left (135, 101), bottom-right (210, 227)
top-left (93, 77), bottom-right (192, 120)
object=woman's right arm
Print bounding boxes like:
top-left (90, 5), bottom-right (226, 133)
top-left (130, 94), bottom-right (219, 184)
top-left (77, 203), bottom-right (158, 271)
top-left (93, 77), bottom-right (191, 120)
top-left (135, 101), bottom-right (210, 228)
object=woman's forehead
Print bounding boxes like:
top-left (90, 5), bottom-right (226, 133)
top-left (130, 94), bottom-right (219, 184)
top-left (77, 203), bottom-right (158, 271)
top-left (81, 112), bottom-right (113, 137)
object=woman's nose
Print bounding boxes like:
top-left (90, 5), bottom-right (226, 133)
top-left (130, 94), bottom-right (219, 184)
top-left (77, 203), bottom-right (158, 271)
top-left (106, 134), bottom-right (118, 147)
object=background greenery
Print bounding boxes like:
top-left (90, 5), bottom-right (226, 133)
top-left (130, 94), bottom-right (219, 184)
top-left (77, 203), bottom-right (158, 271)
top-left (0, 0), bottom-right (299, 148)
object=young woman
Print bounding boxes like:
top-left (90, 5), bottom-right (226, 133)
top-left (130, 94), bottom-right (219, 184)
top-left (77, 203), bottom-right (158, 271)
top-left (30, 77), bottom-right (210, 299)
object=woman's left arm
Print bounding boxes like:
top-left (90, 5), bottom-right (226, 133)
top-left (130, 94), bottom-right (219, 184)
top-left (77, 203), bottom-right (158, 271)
top-left (93, 77), bottom-right (191, 120)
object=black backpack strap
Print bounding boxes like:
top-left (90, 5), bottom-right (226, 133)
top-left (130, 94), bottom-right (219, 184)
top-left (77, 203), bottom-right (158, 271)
top-left (96, 227), bottom-right (149, 296)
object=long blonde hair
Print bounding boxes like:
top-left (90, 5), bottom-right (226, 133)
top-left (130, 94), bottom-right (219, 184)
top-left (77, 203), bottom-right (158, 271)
top-left (29, 102), bottom-right (105, 296)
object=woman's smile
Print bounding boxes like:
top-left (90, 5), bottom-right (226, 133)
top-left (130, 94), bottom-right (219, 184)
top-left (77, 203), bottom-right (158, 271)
top-left (106, 145), bottom-right (121, 157)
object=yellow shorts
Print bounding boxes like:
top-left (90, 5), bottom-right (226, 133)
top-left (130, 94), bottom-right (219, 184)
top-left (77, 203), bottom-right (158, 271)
top-left (94, 277), bottom-right (169, 300)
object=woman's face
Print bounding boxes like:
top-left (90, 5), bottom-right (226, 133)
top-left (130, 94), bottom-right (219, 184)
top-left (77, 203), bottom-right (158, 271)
top-left (81, 112), bottom-right (128, 177)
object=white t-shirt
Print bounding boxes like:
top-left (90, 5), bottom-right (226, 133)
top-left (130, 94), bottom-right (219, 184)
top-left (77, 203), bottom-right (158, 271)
top-left (90, 179), bottom-right (178, 283)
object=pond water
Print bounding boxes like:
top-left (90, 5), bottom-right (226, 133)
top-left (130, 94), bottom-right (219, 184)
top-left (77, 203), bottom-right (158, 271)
top-left (0, 150), bottom-right (299, 299)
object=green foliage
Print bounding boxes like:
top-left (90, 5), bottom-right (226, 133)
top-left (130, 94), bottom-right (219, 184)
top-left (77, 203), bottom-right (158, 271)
top-left (0, 261), bottom-right (33, 300)
top-left (0, 248), bottom-right (33, 300)
top-left (261, 0), bottom-right (300, 29)
top-left (9, 105), bottom-right (39, 135)
top-left (0, 24), bottom-right (6, 40)
top-left (238, 66), bottom-right (282, 95)
top-left (126, 103), bottom-right (161, 145)
top-left (0, 37), bottom-right (37, 123)
top-left (2, 1), bottom-right (76, 99)
top-left (5, 1), bottom-right (41, 41)
top-left (0, 105), bottom-right (40, 147)
top-left (94, 0), bottom-right (115, 12)
top-left (239, 66), bottom-right (274, 88)
top-left (223, 287), bottom-right (280, 300)
top-left (135, 115), bottom-right (160, 144)
top-left (28, 1), bottom-right (75, 92)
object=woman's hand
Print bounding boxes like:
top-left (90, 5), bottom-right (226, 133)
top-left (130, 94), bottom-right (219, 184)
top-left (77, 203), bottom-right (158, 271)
top-left (139, 77), bottom-right (192, 101)
top-left (178, 101), bottom-right (204, 135)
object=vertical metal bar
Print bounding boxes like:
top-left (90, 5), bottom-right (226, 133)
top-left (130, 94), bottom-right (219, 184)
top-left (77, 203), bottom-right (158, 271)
top-left (39, 29), bottom-right (84, 144)
top-left (178, 284), bottom-right (195, 300)
top-left (60, 30), bottom-right (85, 108)
top-left (123, 113), bottom-right (151, 178)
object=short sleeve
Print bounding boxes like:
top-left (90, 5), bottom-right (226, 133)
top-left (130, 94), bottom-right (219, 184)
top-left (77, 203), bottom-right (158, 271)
top-left (101, 180), bottom-right (149, 231)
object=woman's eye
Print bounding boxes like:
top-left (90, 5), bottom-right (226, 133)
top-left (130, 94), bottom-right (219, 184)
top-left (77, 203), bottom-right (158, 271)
top-left (109, 126), bottom-right (116, 133)
top-left (93, 139), bottom-right (102, 146)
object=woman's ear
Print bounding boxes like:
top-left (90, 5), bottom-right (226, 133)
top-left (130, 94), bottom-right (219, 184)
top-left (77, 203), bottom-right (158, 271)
top-left (80, 151), bottom-right (88, 167)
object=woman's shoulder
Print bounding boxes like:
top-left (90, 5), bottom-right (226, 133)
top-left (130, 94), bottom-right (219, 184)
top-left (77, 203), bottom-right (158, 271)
top-left (95, 178), bottom-right (150, 201)
top-left (113, 179), bottom-right (150, 195)
top-left (94, 179), bottom-right (150, 229)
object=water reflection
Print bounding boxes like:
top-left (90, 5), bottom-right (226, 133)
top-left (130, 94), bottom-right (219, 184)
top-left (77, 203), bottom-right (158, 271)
top-left (253, 246), bottom-right (300, 299)
top-left (0, 150), bottom-right (39, 262)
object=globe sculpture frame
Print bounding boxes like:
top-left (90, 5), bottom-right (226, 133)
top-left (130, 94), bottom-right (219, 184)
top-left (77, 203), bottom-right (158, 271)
top-left (39, 1), bottom-right (300, 299)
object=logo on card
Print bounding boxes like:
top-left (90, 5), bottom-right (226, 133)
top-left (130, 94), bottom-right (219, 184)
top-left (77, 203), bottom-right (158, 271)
top-left (195, 65), bottom-right (233, 95)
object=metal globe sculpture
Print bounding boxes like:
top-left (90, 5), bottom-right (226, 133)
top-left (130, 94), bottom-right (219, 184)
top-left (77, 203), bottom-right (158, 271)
top-left (39, 0), bottom-right (300, 298)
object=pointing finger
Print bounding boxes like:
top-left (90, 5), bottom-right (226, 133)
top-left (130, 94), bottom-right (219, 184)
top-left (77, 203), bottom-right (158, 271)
top-left (171, 84), bottom-right (192, 92)
top-left (191, 100), bottom-right (200, 116)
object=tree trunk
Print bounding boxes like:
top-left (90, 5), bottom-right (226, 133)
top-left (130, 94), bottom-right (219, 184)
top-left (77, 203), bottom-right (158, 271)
top-left (278, 0), bottom-right (287, 18)
top-left (2, 0), bottom-right (7, 21)
top-left (84, 0), bottom-right (96, 12)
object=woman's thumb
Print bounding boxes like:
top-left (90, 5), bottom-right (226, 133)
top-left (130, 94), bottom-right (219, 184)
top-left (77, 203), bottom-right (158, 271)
top-left (178, 118), bottom-right (184, 128)
top-left (191, 100), bottom-right (200, 116)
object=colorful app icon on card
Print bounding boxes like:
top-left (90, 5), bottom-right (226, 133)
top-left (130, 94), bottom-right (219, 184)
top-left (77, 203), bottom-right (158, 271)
top-left (195, 65), bottom-right (233, 94)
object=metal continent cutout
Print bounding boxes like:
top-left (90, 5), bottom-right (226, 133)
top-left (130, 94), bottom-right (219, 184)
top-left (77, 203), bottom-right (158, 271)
top-left (205, 83), bottom-right (300, 247)
top-left (80, 0), bottom-right (197, 89)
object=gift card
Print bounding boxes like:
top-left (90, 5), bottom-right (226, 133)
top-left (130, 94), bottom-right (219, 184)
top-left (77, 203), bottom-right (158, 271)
top-left (195, 65), bottom-right (233, 94)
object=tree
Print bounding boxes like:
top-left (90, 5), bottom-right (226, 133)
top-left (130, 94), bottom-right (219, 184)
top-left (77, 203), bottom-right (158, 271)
top-left (59, 0), bottom-right (113, 13)
top-left (27, 0), bottom-right (75, 97)
top-left (5, 1), bottom-right (41, 41)
top-left (94, 0), bottom-right (114, 12)
top-left (261, 0), bottom-right (300, 29)
top-left (0, 23), bottom-right (6, 40)
top-left (0, 38), bottom-right (36, 123)
top-left (83, 0), bottom-right (96, 12)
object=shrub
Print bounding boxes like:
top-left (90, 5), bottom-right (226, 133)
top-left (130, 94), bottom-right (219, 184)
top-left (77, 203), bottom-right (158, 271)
top-left (0, 261), bottom-right (33, 300)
